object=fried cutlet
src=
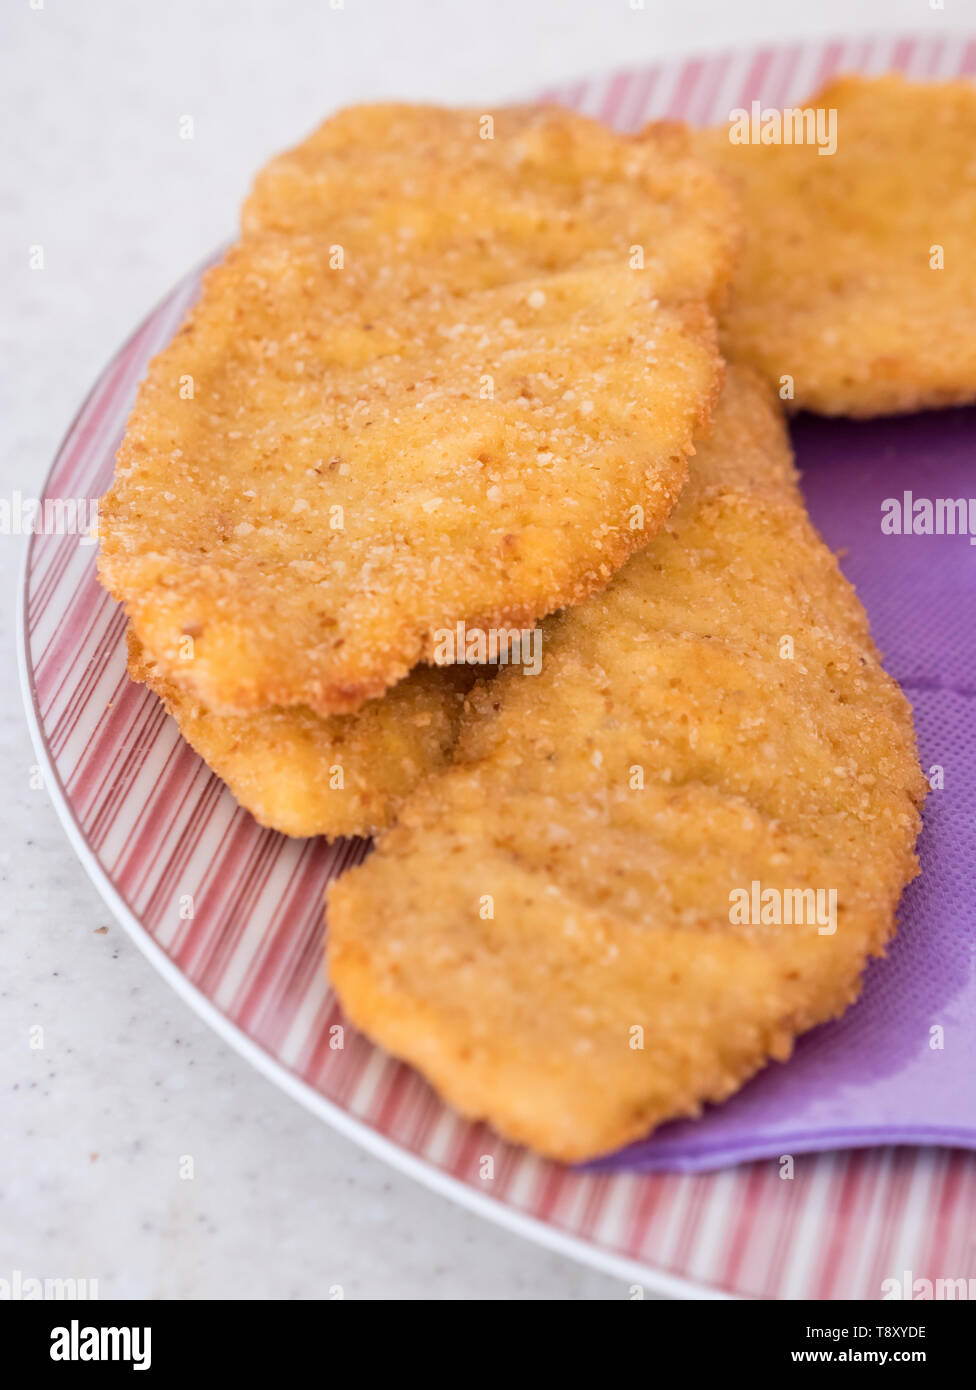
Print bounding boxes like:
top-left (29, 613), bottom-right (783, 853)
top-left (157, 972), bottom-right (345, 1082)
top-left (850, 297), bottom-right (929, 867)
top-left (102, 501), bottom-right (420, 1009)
top-left (326, 366), bottom-right (926, 1162)
top-left (98, 105), bottom-right (735, 717)
top-left (698, 75), bottom-right (976, 416)
top-left (127, 630), bottom-right (478, 840)
top-left (244, 104), bottom-right (737, 309)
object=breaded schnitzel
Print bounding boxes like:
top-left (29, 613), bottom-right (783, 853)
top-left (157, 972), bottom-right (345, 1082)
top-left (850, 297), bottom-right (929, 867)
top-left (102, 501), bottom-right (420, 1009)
top-left (98, 105), bottom-right (735, 717)
top-left (699, 76), bottom-right (976, 416)
top-left (128, 630), bottom-right (477, 840)
top-left (326, 366), bottom-right (925, 1162)
top-left (244, 104), bottom-right (737, 309)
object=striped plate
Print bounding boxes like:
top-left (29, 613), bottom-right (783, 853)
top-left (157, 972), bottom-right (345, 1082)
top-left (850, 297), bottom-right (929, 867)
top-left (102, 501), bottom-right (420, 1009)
top-left (20, 35), bottom-right (976, 1299)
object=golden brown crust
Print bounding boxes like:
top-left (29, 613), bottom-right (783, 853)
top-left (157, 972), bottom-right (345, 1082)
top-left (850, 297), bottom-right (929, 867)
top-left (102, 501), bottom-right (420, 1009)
top-left (98, 104), bottom-right (736, 717)
top-left (245, 104), bottom-right (740, 311)
top-left (698, 75), bottom-right (976, 416)
top-left (326, 367), bottom-right (926, 1162)
top-left (128, 629), bottom-right (478, 840)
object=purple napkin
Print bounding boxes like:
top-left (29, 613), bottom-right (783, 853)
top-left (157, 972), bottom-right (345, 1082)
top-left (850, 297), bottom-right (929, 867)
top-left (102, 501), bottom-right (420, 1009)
top-left (590, 406), bottom-right (976, 1173)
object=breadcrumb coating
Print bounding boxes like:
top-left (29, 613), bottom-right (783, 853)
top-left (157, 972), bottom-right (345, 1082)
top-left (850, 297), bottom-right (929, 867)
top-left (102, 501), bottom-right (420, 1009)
top-left (245, 104), bottom-right (738, 309)
top-left (699, 76), bottom-right (976, 416)
top-left (127, 630), bottom-right (478, 840)
top-left (326, 367), bottom-right (926, 1162)
top-left (98, 104), bottom-right (735, 716)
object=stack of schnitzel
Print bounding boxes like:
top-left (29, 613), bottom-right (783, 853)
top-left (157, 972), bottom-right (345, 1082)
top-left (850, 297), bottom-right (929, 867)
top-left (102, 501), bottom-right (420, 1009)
top-left (96, 77), bottom-right (973, 1160)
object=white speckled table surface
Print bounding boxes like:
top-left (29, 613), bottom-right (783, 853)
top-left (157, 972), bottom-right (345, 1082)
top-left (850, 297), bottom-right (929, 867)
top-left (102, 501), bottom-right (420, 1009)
top-left (1, 0), bottom-right (930, 1300)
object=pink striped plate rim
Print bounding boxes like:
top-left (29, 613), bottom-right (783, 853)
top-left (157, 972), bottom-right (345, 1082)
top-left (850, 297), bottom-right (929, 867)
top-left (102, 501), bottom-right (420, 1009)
top-left (20, 35), bottom-right (976, 1299)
